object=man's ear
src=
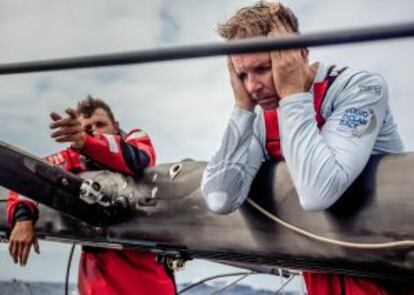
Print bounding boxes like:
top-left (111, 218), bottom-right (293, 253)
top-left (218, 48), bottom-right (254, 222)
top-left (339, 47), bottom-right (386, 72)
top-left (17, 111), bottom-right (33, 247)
top-left (115, 121), bottom-right (120, 131)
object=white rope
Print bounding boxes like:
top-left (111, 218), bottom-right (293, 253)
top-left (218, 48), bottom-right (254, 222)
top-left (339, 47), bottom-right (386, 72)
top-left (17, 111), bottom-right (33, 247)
top-left (247, 198), bottom-right (414, 249)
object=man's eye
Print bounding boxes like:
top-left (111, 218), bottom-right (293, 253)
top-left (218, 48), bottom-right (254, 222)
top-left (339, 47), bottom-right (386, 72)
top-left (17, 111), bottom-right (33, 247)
top-left (96, 122), bottom-right (106, 128)
top-left (256, 66), bottom-right (271, 73)
top-left (237, 73), bottom-right (247, 80)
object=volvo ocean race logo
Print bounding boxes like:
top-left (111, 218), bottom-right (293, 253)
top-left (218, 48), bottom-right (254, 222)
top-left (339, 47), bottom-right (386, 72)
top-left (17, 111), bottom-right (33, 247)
top-left (337, 107), bottom-right (376, 137)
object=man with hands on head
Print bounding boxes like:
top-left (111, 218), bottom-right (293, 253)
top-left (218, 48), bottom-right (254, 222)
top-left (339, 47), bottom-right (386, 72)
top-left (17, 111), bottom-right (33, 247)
top-left (7, 96), bottom-right (176, 295)
top-left (202, 2), bottom-right (404, 294)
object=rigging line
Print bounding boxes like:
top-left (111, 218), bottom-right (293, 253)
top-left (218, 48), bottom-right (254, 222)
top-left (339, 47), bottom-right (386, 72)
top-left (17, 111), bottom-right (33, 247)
top-left (274, 275), bottom-right (296, 295)
top-left (65, 243), bottom-right (76, 295)
top-left (177, 271), bottom-right (256, 294)
top-left (247, 198), bottom-right (414, 249)
top-left (210, 272), bottom-right (252, 295)
top-left (0, 22), bottom-right (413, 75)
top-left (19, 281), bottom-right (34, 295)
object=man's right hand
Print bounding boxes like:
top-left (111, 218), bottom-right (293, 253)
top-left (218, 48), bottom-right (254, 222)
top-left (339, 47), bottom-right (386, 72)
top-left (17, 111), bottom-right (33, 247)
top-left (227, 57), bottom-right (256, 112)
top-left (50, 108), bottom-right (86, 149)
top-left (9, 220), bottom-right (40, 266)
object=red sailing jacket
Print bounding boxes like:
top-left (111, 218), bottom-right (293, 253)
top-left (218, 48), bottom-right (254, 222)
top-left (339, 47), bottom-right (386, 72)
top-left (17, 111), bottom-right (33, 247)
top-left (264, 71), bottom-right (392, 295)
top-left (7, 129), bottom-right (176, 295)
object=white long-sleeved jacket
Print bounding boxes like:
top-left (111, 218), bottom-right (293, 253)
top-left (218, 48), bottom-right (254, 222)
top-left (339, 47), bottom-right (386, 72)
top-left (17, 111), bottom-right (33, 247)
top-left (202, 63), bottom-right (403, 214)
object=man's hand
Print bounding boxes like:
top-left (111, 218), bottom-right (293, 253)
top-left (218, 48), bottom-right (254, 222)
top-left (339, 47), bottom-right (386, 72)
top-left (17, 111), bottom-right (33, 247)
top-left (9, 220), bottom-right (40, 266)
top-left (269, 16), bottom-right (313, 99)
top-left (228, 57), bottom-right (256, 112)
top-left (50, 108), bottom-right (86, 149)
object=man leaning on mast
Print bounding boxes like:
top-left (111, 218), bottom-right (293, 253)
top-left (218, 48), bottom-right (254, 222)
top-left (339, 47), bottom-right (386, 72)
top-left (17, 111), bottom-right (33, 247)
top-left (7, 96), bottom-right (176, 295)
top-left (201, 1), bottom-right (408, 294)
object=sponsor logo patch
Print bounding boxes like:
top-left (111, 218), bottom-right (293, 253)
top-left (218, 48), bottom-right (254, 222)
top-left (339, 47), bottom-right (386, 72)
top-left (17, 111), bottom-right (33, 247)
top-left (358, 85), bottom-right (382, 96)
top-left (337, 107), bottom-right (376, 137)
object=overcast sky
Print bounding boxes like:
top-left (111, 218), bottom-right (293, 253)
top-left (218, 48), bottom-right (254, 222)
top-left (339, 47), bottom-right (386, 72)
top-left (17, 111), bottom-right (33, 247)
top-left (0, 0), bottom-right (413, 292)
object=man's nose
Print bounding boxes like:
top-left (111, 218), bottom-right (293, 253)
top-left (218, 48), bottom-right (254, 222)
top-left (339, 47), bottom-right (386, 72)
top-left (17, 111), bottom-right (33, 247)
top-left (90, 125), bottom-right (99, 134)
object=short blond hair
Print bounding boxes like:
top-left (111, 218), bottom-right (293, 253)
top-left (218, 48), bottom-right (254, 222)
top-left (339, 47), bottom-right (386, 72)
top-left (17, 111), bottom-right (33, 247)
top-left (217, 1), bottom-right (299, 40)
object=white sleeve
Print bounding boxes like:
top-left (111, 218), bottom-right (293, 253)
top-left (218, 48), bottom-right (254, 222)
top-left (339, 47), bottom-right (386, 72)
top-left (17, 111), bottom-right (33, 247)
top-left (278, 72), bottom-right (388, 211)
top-left (201, 106), bottom-right (265, 214)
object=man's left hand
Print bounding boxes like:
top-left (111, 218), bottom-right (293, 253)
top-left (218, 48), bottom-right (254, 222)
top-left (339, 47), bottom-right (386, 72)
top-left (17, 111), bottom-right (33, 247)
top-left (269, 16), bottom-right (313, 99)
top-left (9, 220), bottom-right (40, 266)
top-left (50, 108), bottom-right (86, 149)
